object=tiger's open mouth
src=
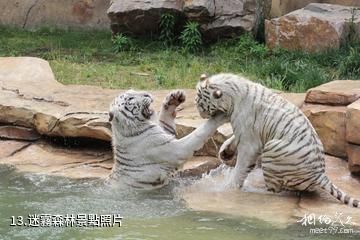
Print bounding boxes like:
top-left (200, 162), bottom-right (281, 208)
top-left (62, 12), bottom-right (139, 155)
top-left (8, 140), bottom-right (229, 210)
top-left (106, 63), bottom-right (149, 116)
top-left (142, 99), bottom-right (154, 119)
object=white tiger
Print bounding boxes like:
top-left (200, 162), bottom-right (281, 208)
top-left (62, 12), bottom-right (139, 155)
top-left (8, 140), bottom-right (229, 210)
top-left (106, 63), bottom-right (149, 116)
top-left (108, 89), bottom-right (225, 190)
top-left (195, 73), bottom-right (360, 207)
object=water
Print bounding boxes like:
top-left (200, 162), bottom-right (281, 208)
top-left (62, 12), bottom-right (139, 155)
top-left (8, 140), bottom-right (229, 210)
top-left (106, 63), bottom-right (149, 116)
top-left (0, 165), bottom-right (358, 240)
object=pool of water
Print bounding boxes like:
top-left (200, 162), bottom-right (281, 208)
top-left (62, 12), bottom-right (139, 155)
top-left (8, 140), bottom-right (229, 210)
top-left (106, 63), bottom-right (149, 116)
top-left (0, 165), bottom-right (358, 240)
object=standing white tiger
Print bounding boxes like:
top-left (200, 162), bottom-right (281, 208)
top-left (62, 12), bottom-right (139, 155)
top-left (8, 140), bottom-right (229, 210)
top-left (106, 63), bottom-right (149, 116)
top-left (108, 89), bottom-right (225, 190)
top-left (195, 73), bottom-right (360, 207)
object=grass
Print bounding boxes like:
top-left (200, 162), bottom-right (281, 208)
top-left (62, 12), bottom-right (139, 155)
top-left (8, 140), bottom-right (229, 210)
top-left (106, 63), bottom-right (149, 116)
top-left (0, 27), bottom-right (359, 92)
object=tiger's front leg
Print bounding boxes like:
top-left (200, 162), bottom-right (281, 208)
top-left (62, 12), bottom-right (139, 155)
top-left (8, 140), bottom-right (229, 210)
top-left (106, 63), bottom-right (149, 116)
top-left (219, 135), bottom-right (237, 166)
top-left (158, 90), bottom-right (186, 135)
top-left (228, 142), bottom-right (259, 189)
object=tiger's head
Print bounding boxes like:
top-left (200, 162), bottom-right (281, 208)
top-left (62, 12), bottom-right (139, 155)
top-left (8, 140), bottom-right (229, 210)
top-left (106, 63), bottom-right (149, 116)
top-left (195, 74), bottom-right (234, 118)
top-left (109, 90), bottom-right (154, 125)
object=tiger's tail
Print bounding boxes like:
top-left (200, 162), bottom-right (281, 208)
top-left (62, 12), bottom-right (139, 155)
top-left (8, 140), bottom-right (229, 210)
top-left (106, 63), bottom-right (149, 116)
top-left (319, 176), bottom-right (359, 208)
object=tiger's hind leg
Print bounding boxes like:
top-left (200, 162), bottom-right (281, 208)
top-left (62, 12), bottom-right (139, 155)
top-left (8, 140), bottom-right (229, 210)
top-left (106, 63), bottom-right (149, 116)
top-left (261, 139), bottom-right (321, 193)
top-left (158, 90), bottom-right (186, 135)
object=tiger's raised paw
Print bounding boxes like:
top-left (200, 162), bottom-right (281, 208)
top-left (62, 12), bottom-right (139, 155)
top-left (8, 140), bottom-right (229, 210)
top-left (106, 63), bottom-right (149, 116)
top-left (163, 90), bottom-right (186, 110)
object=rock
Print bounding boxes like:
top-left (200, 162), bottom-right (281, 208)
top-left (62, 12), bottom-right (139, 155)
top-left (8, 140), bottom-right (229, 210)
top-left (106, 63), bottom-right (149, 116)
top-left (279, 92), bottom-right (305, 108)
top-left (0, 125), bottom-right (40, 141)
top-left (346, 100), bottom-right (360, 145)
top-left (180, 156), bottom-right (221, 177)
top-left (183, 0), bottom-right (215, 23)
top-left (266, 3), bottom-right (360, 52)
top-left (302, 104), bottom-right (347, 158)
top-left (107, 0), bottom-right (184, 36)
top-left (270, 0), bottom-right (360, 17)
top-left (107, 0), bottom-right (272, 40)
top-left (0, 57), bottom-right (227, 156)
top-left (305, 80), bottom-right (360, 106)
top-left (0, 0), bottom-right (110, 30)
top-left (201, 0), bottom-right (257, 40)
top-left (0, 140), bottom-right (113, 179)
top-left (184, 155), bottom-right (360, 227)
top-left (347, 143), bottom-right (360, 174)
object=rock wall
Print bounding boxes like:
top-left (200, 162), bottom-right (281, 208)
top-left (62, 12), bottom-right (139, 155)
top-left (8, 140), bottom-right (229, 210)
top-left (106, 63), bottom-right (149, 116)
top-left (108, 0), bottom-right (272, 40)
top-left (0, 0), bottom-right (110, 30)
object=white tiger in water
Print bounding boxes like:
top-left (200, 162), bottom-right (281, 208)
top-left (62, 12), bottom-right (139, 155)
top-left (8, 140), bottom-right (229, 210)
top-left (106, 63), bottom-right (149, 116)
top-left (195, 73), bottom-right (360, 207)
top-left (108, 89), bottom-right (225, 190)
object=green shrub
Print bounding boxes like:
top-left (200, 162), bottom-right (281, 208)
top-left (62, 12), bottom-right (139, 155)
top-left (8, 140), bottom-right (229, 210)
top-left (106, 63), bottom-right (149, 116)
top-left (159, 13), bottom-right (176, 47)
top-left (340, 47), bottom-right (360, 78)
top-left (346, 8), bottom-right (360, 47)
top-left (112, 33), bottom-right (132, 53)
top-left (180, 22), bottom-right (202, 53)
top-left (236, 34), bottom-right (268, 58)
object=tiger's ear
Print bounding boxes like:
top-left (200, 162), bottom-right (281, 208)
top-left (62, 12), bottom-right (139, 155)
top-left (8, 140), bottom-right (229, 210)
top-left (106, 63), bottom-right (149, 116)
top-left (213, 90), bottom-right (222, 99)
top-left (200, 73), bottom-right (209, 88)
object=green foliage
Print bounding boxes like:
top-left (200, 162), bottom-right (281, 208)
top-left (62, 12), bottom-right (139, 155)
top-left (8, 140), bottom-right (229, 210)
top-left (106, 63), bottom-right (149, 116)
top-left (159, 13), bottom-right (176, 47)
top-left (179, 22), bottom-right (202, 53)
top-left (112, 33), bottom-right (132, 53)
top-left (340, 47), bottom-right (360, 78)
top-left (1, 27), bottom-right (359, 93)
top-left (236, 34), bottom-right (268, 58)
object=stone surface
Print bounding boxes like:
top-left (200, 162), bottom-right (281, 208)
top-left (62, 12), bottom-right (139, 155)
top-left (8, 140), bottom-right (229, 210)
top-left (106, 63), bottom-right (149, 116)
top-left (347, 143), bottom-right (360, 174)
top-left (0, 140), bottom-right (113, 179)
top-left (0, 140), bottom-right (31, 159)
top-left (107, 0), bottom-right (184, 36)
top-left (266, 3), bottom-right (360, 52)
top-left (305, 80), bottom-right (360, 106)
top-left (302, 104), bottom-right (347, 158)
top-left (346, 99), bottom-right (360, 145)
top-left (184, 155), bottom-right (360, 227)
top-left (0, 0), bottom-right (110, 30)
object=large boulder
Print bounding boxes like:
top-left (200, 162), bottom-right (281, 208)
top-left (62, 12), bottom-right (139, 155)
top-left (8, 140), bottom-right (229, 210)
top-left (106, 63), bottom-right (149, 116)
top-left (0, 0), bottom-right (110, 30)
top-left (346, 99), bottom-right (360, 145)
top-left (271, 0), bottom-right (360, 17)
top-left (347, 143), bottom-right (360, 174)
top-left (266, 3), bottom-right (360, 52)
top-left (200, 0), bottom-right (257, 40)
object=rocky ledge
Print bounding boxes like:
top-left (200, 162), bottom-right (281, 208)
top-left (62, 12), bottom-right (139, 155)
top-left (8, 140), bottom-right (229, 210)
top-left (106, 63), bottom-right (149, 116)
top-left (0, 57), bottom-right (359, 227)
